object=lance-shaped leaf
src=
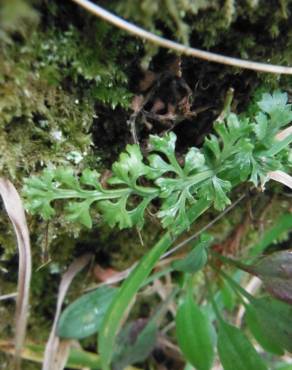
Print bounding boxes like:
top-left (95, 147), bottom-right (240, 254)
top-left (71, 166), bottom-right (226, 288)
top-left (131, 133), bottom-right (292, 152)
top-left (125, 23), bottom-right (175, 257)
top-left (99, 199), bottom-right (211, 370)
top-left (58, 287), bottom-right (117, 339)
top-left (245, 296), bottom-right (292, 353)
top-left (245, 304), bottom-right (284, 355)
top-left (217, 321), bottom-right (267, 370)
top-left (247, 249), bottom-right (292, 303)
top-left (219, 278), bottom-right (236, 311)
top-left (176, 289), bottom-right (215, 370)
top-left (245, 306), bottom-right (284, 356)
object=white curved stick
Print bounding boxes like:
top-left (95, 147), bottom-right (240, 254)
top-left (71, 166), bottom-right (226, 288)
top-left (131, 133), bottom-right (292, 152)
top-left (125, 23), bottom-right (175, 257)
top-left (71, 0), bottom-right (292, 75)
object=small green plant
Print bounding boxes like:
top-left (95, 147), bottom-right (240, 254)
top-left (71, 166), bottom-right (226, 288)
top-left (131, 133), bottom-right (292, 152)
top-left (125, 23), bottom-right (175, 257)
top-left (23, 91), bottom-right (292, 370)
top-left (24, 91), bottom-right (292, 230)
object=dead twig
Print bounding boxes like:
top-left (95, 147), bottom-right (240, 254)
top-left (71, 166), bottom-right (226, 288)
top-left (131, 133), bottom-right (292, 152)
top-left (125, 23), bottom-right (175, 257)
top-left (0, 292), bottom-right (18, 301)
top-left (71, 0), bottom-right (292, 75)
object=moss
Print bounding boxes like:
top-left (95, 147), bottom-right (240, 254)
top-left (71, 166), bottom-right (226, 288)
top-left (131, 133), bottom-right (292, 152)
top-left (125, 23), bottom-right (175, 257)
top-left (113, 0), bottom-right (292, 91)
top-left (0, 0), bottom-right (137, 255)
top-left (0, 2), bottom-right (136, 360)
top-left (0, 22), bottom-right (134, 181)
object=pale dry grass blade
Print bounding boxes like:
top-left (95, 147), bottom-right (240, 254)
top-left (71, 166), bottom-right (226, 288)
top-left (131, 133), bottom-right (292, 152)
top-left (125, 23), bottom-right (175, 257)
top-left (275, 126), bottom-right (292, 141)
top-left (53, 340), bottom-right (72, 370)
top-left (235, 276), bottom-right (262, 326)
top-left (0, 178), bottom-right (32, 370)
top-left (266, 129), bottom-right (292, 190)
top-left (42, 254), bottom-right (92, 370)
top-left (0, 292), bottom-right (18, 301)
top-left (267, 170), bottom-right (292, 190)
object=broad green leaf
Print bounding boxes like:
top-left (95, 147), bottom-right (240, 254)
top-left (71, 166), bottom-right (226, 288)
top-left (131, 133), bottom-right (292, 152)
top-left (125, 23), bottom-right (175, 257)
top-left (249, 249), bottom-right (292, 279)
top-left (99, 199), bottom-right (211, 370)
top-left (172, 234), bottom-right (213, 273)
top-left (176, 292), bottom-right (215, 370)
top-left (217, 321), bottom-right (267, 370)
top-left (219, 279), bottom-right (236, 311)
top-left (248, 249), bottom-right (292, 303)
top-left (57, 287), bottom-right (117, 339)
top-left (247, 296), bottom-right (292, 353)
top-left (264, 276), bottom-right (292, 304)
top-left (245, 304), bottom-right (284, 355)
